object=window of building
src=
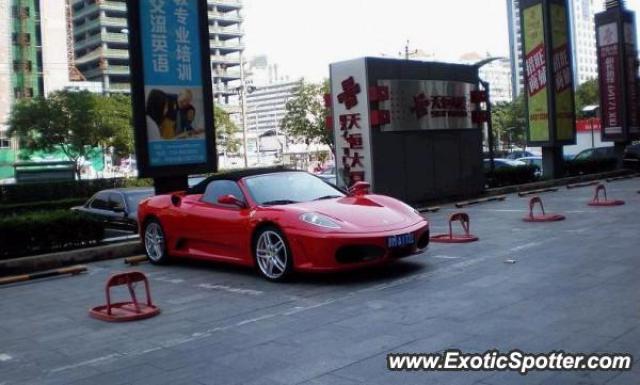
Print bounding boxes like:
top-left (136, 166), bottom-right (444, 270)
top-left (13, 60), bottom-right (32, 72)
top-left (0, 138), bottom-right (10, 149)
top-left (11, 6), bottom-right (30, 18)
top-left (14, 88), bottom-right (34, 98)
top-left (12, 33), bottom-right (31, 45)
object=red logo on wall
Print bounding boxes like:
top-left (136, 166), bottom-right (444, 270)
top-left (337, 77), bottom-right (361, 110)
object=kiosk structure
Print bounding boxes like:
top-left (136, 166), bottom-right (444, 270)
top-left (329, 57), bottom-right (485, 204)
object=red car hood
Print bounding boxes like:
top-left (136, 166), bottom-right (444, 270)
top-left (285, 195), bottom-right (418, 230)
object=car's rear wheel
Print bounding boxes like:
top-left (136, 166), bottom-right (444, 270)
top-left (143, 219), bottom-right (169, 264)
top-left (254, 227), bottom-right (292, 282)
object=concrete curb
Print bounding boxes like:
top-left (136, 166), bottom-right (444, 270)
top-left (0, 241), bottom-right (142, 277)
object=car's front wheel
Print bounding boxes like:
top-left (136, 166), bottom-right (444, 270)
top-left (143, 219), bottom-right (169, 264)
top-left (254, 227), bottom-right (293, 282)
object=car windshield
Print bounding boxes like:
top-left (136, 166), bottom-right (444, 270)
top-left (244, 172), bottom-right (345, 205)
top-left (126, 191), bottom-right (154, 211)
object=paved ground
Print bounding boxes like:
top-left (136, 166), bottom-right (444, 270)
top-left (1, 179), bottom-right (639, 385)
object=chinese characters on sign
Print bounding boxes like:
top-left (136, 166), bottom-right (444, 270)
top-left (598, 23), bottom-right (623, 136)
top-left (330, 59), bottom-right (373, 188)
top-left (150, 1), bottom-right (168, 73)
top-left (378, 80), bottom-right (475, 131)
top-left (552, 46), bottom-right (571, 93)
top-left (526, 44), bottom-right (547, 97)
top-left (338, 83), bottom-right (366, 185)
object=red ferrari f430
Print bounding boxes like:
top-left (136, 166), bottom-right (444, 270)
top-left (138, 169), bottom-right (429, 281)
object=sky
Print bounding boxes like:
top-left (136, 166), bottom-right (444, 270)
top-left (243, 0), bottom-right (640, 82)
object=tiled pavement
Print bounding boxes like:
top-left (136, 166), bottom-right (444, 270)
top-left (1, 179), bottom-right (639, 385)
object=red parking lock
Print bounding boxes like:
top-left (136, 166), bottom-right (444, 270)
top-left (523, 196), bottom-right (566, 223)
top-left (89, 271), bottom-right (160, 322)
top-left (430, 212), bottom-right (479, 243)
top-left (588, 184), bottom-right (625, 207)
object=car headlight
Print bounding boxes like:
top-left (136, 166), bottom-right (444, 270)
top-left (299, 213), bottom-right (341, 229)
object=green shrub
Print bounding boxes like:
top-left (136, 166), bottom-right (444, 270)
top-left (0, 198), bottom-right (87, 216)
top-left (485, 165), bottom-right (538, 188)
top-left (0, 210), bottom-right (105, 260)
top-left (0, 178), bottom-right (153, 205)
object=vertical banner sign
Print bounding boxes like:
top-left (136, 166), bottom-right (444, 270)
top-left (550, 3), bottom-right (575, 142)
top-left (596, 6), bottom-right (639, 141)
top-left (127, 0), bottom-right (216, 178)
top-left (522, 3), bottom-right (550, 143)
top-left (624, 22), bottom-right (639, 136)
top-left (330, 58), bottom-right (374, 189)
top-left (598, 22), bottom-right (623, 137)
top-left (520, 0), bottom-right (576, 146)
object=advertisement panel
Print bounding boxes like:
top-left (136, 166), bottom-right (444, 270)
top-left (330, 58), bottom-right (373, 189)
top-left (522, 3), bottom-right (550, 143)
top-left (127, 0), bottom-right (216, 178)
top-left (597, 22), bottom-right (624, 138)
top-left (550, 3), bottom-right (576, 142)
top-left (624, 22), bottom-right (639, 136)
top-left (378, 80), bottom-right (476, 131)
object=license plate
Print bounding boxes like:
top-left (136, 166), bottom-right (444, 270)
top-left (387, 233), bottom-right (415, 248)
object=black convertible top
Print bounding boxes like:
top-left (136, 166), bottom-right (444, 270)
top-left (188, 166), bottom-right (302, 194)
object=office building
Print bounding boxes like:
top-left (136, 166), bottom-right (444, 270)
top-left (0, 0), bottom-right (75, 179)
top-left (459, 52), bottom-right (513, 103)
top-left (71, 0), bottom-right (244, 101)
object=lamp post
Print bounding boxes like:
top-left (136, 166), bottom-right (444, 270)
top-left (474, 57), bottom-right (509, 174)
top-left (235, 55), bottom-right (256, 168)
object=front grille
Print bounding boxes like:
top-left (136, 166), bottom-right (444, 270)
top-left (335, 245), bottom-right (386, 264)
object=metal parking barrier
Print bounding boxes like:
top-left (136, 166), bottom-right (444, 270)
top-left (430, 212), bottom-right (479, 243)
top-left (523, 196), bottom-right (566, 223)
top-left (588, 184), bottom-right (625, 207)
top-left (89, 271), bottom-right (160, 322)
top-left (0, 266), bottom-right (87, 286)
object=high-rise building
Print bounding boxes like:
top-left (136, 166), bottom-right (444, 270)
top-left (0, 0), bottom-right (73, 179)
top-left (458, 52), bottom-right (513, 103)
top-left (71, 0), bottom-right (244, 102)
top-left (507, 0), bottom-right (604, 97)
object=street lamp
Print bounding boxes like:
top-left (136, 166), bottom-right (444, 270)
top-left (235, 54), bottom-right (256, 168)
top-left (582, 105), bottom-right (599, 149)
top-left (473, 56), bottom-right (509, 174)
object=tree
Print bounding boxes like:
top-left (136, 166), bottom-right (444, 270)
top-left (281, 80), bottom-right (333, 151)
top-left (214, 105), bottom-right (240, 155)
top-left (8, 90), bottom-right (134, 179)
top-left (575, 79), bottom-right (599, 117)
top-left (492, 95), bottom-right (527, 152)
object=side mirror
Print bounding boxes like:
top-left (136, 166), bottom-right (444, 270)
top-left (218, 194), bottom-right (246, 208)
top-left (349, 181), bottom-right (370, 196)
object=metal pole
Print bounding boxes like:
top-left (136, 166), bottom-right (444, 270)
top-left (239, 55), bottom-right (249, 168)
top-left (482, 80), bottom-right (496, 173)
top-left (590, 118), bottom-right (595, 148)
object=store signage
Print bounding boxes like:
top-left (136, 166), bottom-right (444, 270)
top-left (378, 80), bottom-right (476, 131)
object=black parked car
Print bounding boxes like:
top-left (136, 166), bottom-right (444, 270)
top-left (72, 188), bottom-right (154, 233)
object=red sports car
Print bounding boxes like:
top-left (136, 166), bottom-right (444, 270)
top-left (138, 168), bottom-right (429, 281)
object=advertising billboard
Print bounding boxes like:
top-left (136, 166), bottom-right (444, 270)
top-left (127, 0), bottom-right (216, 178)
top-left (520, 0), bottom-right (576, 146)
top-left (550, 3), bottom-right (576, 142)
top-left (522, 3), bottom-right (550, 143)
top-left (378, 80), bottom-right (476, 131)
top-left (329, 58), bottom-right (374, 189)
top-left (596, 6), bottom-right (639, 142)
